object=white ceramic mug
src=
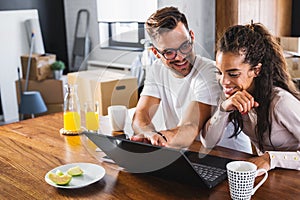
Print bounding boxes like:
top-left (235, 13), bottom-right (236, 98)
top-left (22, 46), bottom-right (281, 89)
top-left (108, 105), bottom-right (128, 131)
top-left (226, 161), bottom-right (268, 200)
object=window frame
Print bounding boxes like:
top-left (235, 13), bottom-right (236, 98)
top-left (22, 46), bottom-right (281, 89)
top-left (99, 21), bottom-right (145, 51)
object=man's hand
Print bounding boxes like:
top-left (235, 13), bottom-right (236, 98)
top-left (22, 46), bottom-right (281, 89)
top-left (131, 131), bottom-right (169, 146)
top-left (131, 95), bottom-right (162, 145)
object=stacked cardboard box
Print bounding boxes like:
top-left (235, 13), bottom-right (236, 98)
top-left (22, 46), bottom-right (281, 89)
top-left (279, 37), bottom-right (300, 56)
top-left (18, 53), bottom-right (66, 115)
top-left (279, 37), bottom-right (300, 84)
top-left (285, 57), bottom-right (300, 79)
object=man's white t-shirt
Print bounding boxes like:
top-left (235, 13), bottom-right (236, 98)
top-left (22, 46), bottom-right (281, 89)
top-left (140, 55), bottom-right (252, 154)
top-left (141, 56), bottom-right (220, 129)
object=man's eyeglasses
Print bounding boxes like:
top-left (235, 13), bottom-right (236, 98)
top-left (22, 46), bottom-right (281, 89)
top-left (155, 40), bottom-right (193, 60)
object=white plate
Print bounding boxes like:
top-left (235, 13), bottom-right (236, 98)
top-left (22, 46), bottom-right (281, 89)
top-left (45, 163), bottom-right (105, 189)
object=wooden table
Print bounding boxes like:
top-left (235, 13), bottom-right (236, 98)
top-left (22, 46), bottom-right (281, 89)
top-left (0, 113), bottom-right (299, 199)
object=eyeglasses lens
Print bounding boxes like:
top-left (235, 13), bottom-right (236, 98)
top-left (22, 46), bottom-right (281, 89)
top-left (163, 41), bottom-right (193, 60)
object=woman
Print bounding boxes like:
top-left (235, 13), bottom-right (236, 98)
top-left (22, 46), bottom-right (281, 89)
top-left (201, 22), bottom-right (300, 171)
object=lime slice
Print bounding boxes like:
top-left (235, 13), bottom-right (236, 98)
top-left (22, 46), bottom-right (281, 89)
top-left (55, 169), bottom-right (64, 176)
top-left (67, 166), bottom-right (84, 176)
top-left (48, 173), bottom-right (72, 185)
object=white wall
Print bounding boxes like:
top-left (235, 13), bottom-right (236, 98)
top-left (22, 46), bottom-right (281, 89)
top-left (0, 9), bottom-right (40, 122)
top-left (63, 0), bottom-right (216, 69)
top-left (63, 0), bottom-right (99, 68)
top-left (158, 0), bottom-right (216, 59)
top-left (64, 0), bottom-right (141, 69)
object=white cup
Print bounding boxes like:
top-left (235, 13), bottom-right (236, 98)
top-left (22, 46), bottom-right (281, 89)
top-left (108, 105), bottom-right (128, 131)
top-left (226, 161), bottom-right (268, 200)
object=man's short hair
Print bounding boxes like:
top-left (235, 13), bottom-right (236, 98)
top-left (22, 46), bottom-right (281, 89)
top-left (146, 6), bottom-right (189, 41)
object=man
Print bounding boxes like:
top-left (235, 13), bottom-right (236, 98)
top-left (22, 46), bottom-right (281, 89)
top-left (131, 6), bottom-right (251, 152)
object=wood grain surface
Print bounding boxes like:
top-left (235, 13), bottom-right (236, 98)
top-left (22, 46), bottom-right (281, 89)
top-left (0, 113), bottom-right (299, 199)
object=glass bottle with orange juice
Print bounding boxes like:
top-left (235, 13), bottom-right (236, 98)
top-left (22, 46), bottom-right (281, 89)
top-left (63, 84), bottom-right (81, 133)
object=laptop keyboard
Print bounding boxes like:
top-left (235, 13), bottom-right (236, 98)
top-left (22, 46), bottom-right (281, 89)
top-left (192, 163), bottom-right (227, 182)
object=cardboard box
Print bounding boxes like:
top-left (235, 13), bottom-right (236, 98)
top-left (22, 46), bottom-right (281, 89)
top-left (46, 103), bottom-right (64, 114)
top-left (16, 79), bottom-right (64, 104)
top-left (34, 103), bottom-right (64, 117)
top-left (279, 37), bottom-right (300, 56)
top-left (21, 53), bottom-right (56, 81)
top-left (22, 103), bottom-right (63, 118)
top-left (67, 69), bottom-right (138, 115)
top-left (286, 57), bottom-right (300, 79)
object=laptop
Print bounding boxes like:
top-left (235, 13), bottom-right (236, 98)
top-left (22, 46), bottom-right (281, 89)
top-left (83, 131), bottom-right (233, 189)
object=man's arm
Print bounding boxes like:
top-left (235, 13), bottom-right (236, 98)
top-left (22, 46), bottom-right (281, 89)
top-left (131, 95), bottom-right (166, 145)
top-left (132, 98), bottom-right (213, 148)
top-left (161, 101), bottom-right (213, 148)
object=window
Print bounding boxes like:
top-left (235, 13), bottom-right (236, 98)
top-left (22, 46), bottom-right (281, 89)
top-left (96, 0), bottom-right (157, 51)
top-left (99, 21), bottom-right (145, 51)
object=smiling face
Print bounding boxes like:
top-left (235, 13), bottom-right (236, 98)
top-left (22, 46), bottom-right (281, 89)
top-left (151, 22), bottom-right (196, 78)
top-left (215, 51), bottom-right (261, 98)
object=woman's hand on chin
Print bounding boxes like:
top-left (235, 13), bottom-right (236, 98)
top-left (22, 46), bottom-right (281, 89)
top-left (222, 90), bottom-right (259, 113)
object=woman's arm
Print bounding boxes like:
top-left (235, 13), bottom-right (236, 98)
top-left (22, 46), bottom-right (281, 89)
top-left (262, 91), bottom-right (300, 171)
top-left (200, 101), bottom-right (231, 148)
top-left (247, 151), bottom-right (300, 174)
top-left (267, 151), bottom-right (300, 170)
top-left (249, 90), bottom-right (300, 172)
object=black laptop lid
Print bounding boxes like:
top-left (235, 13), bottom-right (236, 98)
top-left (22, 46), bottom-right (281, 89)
top-left (83, 132), bottom-right (231, 188)
top-left (84, 132), bottom-right (194, 173)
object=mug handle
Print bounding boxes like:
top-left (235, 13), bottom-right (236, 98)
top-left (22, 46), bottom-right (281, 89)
top-left (251, 168), bottom-right (268, 195)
